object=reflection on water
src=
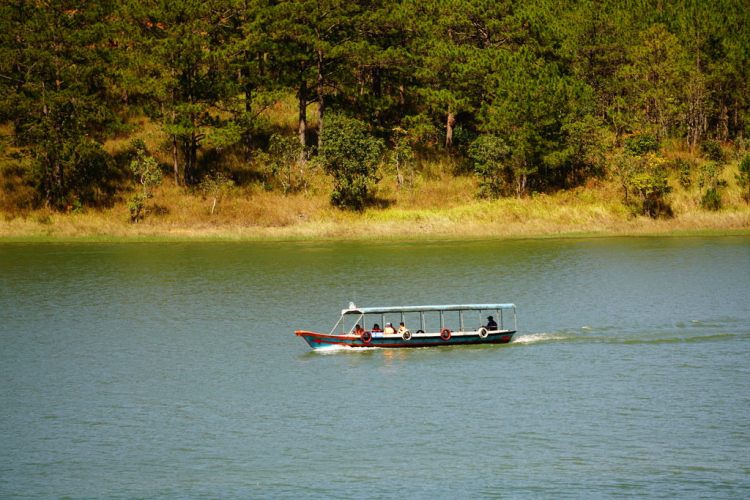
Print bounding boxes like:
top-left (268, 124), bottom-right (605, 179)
top-left (1, 237), bottom-right (749, 498)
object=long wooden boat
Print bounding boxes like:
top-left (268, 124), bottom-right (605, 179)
top-left (296, 303), bottom-right (517, 349)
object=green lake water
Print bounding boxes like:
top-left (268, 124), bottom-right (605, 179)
top-left (1, 237), bottom-right (749, 498)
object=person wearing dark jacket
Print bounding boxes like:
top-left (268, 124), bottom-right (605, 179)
top-left (486, 316), bottom-right (498, 330)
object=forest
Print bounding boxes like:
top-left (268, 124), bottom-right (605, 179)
top-left (1, 0), bottom-right (750, 234)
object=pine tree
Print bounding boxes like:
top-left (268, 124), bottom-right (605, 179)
top-left (272, 0), bottom-right (362, 149)
top-left (126, 0), bottom-right (238, 185)
top-left (0, 0), bottom-right (118, 209)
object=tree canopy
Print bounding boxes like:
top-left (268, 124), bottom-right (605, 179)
top-left (1, 0), bottom-right (749, 210)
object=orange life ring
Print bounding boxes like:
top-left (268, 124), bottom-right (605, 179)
top-left (361, 331), bottom-right (372, 344)
top-left (440, 328), bottom-right (451, 341)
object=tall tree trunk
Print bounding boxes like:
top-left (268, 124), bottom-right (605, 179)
top-left (170, 68), bottom-right (180, 185)
top-left (172, 134), bottom-right (179, 185)
top-left (244, 81), bottom-right (254, 163)
top-left (398, 83), bottom-right (405, 124)
top-left (242, 47), bottom-right (255, 163)
top-left (44, 154), bottom-right (54, 208)
top-left (298, 67), bottom-right (307, 148)
top-left (446, 109), bottom-right (455, 148)
top-left (183, 140), bottom-right (191, 186)
top-left (54, 156), bottom-right (62, 203)
top-left (394, 150), bottom-right (403, 188)
top-left (189, 133), bottom-right (198, 185)
top-left (41, 86), bottom-right (58, 208)
top-left (183, 131), bottom-right (198, 186)
top-left (317, 48), bottom-right (324, 148)
top-left (372, 66), bottom-right (381, 127)
top-left (719, 102), bottom-right (729, 142)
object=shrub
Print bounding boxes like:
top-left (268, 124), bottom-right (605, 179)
top-left (321, 113), bottom-right (384, 211)
top-left (469, 134), bottom-right (510, 199)
top-left (388, 127), bottom-right (416, 191)
top-left (624, 134), bottom-right (659, 156)
top-left (677, 160), bottom-right (693, 189)
top-left (701, 188), bottom-right (722, 210)
top-left (700, 138), bottom-right (725, 163)
top-left (200, 171), bottom-right (234, 215)
top-left (698, 161), bottom-right (724, 190)
top-left (128, 139), bottom-right (163, 222)
top-left (615, 152), bottom-right (672, 218)
top-left (698, 161), bottom-right (725, 211)
top-left (543, 117), bottom-right (607, 189)
top-left (256, 134), bottom-right (317, 194)
top-left (629, 171), bottom-right (672, 218)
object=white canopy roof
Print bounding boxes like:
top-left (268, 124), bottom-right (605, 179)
top-left (342, 304), bottom-right (516, 316)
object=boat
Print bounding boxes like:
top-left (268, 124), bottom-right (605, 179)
top-left (295, 303), bottom-right (517, 349)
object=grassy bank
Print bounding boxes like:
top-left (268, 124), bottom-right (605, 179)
top-left (2, 175), bottom-right (749, 242)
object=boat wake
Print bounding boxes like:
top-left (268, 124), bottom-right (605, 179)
top-left (512, 321), bottom-right (747, 346)
top-left (511, 332), bottom-right (571, 344)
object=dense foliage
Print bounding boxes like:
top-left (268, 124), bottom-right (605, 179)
top-left (1, 0), bottom-right (749, 211)
top-left (321, 113), bottom-right (384, 211)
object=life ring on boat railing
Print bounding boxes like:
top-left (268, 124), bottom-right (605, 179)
top-left (361, 331), bottom-right (372, 344)
top-left (478, 327), bottom-right (489, 339)
top-left (401, 330), bottom-right (412, 341)
top-left (440, 329), bottom-right (451, 341)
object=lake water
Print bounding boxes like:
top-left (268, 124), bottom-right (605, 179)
top-left (1, 237), bottom-right (749, 498)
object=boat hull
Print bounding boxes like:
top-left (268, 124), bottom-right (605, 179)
top-left (295, 330), bottom-right (516, 349)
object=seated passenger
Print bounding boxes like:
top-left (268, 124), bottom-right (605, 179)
top-left (398, 322), bottom-right (409, 334)
top-left (485, 316), bottom-right (498, 330)
top-left (354, 324), bottom-right (363, 335)
top-left (384, 322), bottom-right (396, 334)
top-left (372, 324), bottom-right (382, 332)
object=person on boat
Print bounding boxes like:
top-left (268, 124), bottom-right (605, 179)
top-left (354, 324), bottom-right (363, 335)
top-left (486, 316), bottom-right (498, 330)
top-left (384, 322), bottom-right (396, 334)
top-left (398, 322), bottom-right (409, 335)
top-left (372, 324), bottom-right (382, 332)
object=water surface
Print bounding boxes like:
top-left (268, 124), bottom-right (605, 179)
top-left (1, 237), bottom-right (749, 498)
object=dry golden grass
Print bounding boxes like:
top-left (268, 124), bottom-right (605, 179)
top-left (3, 171), bottom-right (748, 241)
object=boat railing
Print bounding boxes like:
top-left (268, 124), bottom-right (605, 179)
top-left (332, 304), bottom-right (517, 337)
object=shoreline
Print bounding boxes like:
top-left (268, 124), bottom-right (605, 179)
top-left (2, 211), bottom-right (749, 242)
top-left (4, 154), bottom-right (750, 244)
